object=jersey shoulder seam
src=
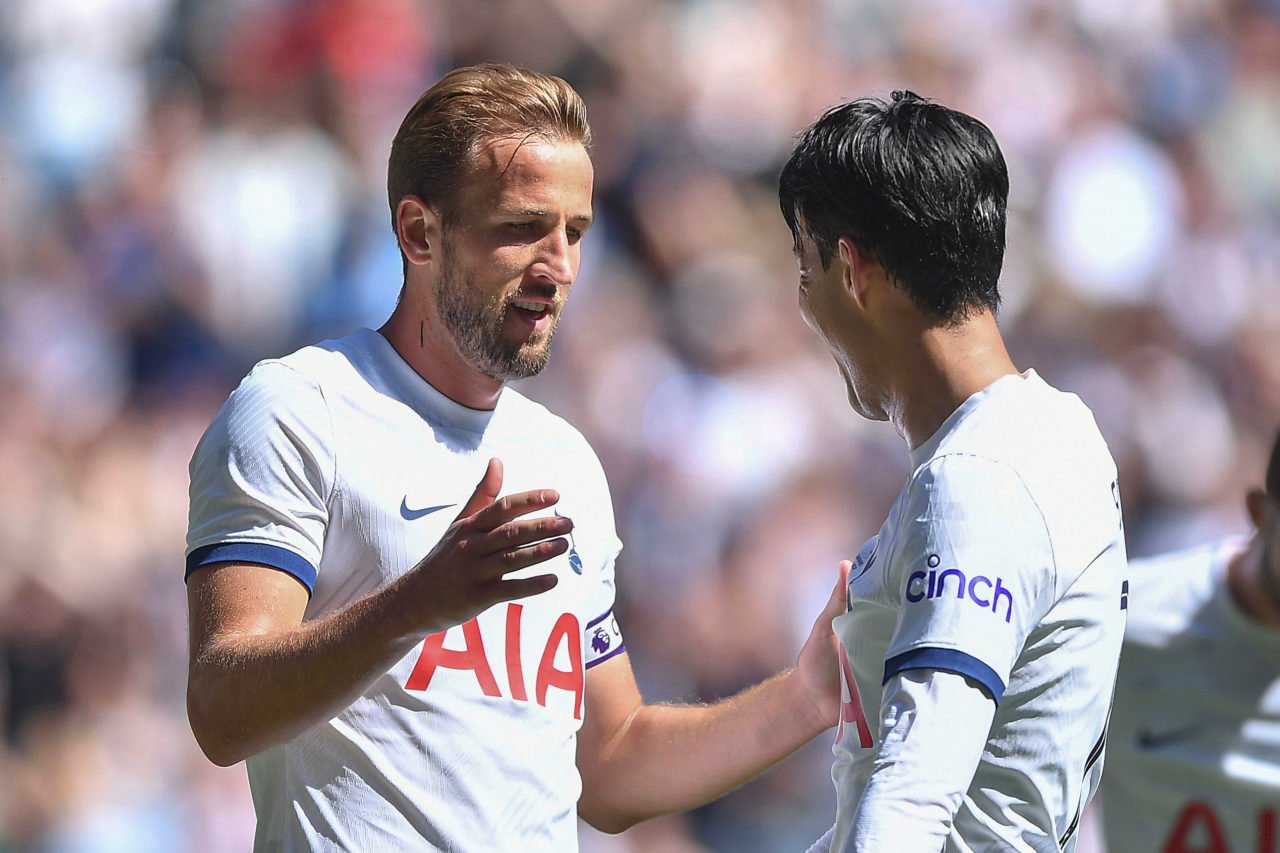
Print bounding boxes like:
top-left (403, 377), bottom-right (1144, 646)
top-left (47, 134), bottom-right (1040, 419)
top-left (910, 451), bottom-right (1059, 598)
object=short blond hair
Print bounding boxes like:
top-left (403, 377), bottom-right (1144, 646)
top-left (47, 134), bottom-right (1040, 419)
top-left (387, 64), bottom-right (591, 231)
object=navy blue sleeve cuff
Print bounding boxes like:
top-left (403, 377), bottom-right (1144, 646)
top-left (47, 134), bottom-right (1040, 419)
top-left (185, 543), bottom-right (317, 594)
top-left (883, 647), bottom-right (1006, 705)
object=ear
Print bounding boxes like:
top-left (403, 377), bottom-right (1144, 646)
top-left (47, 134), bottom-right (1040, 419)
top-left (837, 237), bottom-right (869, 311)
top-left (395, 195), bottom-right (441, 267)
top-left (1247, 488), bottom-right (1268, 530)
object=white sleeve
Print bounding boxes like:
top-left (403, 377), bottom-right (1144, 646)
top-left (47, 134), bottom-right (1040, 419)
top-left (185, 361), bottom-right (336, 592)
top-left (806, 824), bottom-right (835, 853)
top-left (843, 669), bottom-right (995, 852)
top-left (883, 454), bottom-right (1057, 704)
top-left (570, 432), bottom-right (627, 670)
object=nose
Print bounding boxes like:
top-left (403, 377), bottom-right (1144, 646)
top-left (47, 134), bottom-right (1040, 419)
top-left (531, 229), bottom-right (575, 288)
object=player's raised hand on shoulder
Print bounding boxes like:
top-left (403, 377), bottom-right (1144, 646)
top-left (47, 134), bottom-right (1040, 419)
top-left (400, 458), bottom-right (569, 635)
top-left (795, 560), bottom-right (851, 731)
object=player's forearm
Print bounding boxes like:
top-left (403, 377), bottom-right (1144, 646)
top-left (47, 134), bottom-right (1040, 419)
top-left (846, 670), bottom-right (992, 851)
top-left (187, 581), bottom-right (422, 766)
top-left (579, 669), bottom-right (829, 832)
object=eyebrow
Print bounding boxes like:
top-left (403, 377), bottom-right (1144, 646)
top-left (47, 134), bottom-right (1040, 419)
top-left (504, 207), bottom-right (594, 226)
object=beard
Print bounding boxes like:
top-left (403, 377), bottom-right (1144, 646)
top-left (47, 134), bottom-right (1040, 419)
top-left (434, 246), bottom-right (559, 382)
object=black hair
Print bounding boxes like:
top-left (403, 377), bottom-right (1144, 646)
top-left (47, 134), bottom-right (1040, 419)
top-left (778, 91), bottom-right (1009, 321)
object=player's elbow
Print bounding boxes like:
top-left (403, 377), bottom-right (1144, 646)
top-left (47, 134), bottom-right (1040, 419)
top-left (186, 679), bottom-right (251, 767)
top-left (196, 735), bottom-right (245, 768)
top-left (578, 792), bottom-right (650, 835)
top-left (188, 716), bottom-right (245, 767)
top-left (578, 803), bottom-right (640, 835)
top-left (188, 708), bottom-right (246, 767)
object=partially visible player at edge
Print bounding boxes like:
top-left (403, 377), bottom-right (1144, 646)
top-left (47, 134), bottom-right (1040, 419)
top-left (184, 64), bottom-right (844, 851)
top-left (1095, 427), bottom-right (1280, 853)
top-left (779, 92), bottom-right (1128, 851)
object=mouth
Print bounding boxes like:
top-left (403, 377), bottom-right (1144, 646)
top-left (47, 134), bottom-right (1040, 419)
top-left (507, 296), bottom-right (558, 334)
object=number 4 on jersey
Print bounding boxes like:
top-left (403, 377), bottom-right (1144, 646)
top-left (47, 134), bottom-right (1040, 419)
top-left (836, 641), bottom-right (874, 748)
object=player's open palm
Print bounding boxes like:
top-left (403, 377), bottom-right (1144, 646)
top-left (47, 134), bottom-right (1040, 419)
top-left (405, 458), bottom-right (569, 635)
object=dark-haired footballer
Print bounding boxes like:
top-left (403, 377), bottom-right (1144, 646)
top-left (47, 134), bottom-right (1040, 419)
top-left (780, 92), bottom-right (1127, 851)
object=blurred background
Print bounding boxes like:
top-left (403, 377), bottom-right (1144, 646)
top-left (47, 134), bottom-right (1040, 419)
top-left (0, 0), bottom-right (1277, 850)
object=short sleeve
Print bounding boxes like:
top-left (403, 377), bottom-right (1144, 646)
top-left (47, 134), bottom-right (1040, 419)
top-left (185, 361), bottom-right (336, 593)
top-left (570, 435), bottom-right (625, 669)
top-left (882, 454), bottom-right (1056, 704)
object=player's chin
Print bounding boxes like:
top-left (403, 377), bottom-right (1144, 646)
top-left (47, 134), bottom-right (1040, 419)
top-left (509, 317), bottom-right (558, 352)
top-left (497, 339), bottom-right (555, 380)
top-left (846, 384), bottom-right (887, 422)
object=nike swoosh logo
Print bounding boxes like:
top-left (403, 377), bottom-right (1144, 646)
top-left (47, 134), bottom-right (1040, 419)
top-left (1137, 724), bottom-right (1203, 750)
top-left (400, 498), bottom-right (456, 521)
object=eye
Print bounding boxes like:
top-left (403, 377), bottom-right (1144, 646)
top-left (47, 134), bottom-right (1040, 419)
top-left (567, 227), bottom-right (584, 244)
top-left (507, 221), bottom-right (535, 232)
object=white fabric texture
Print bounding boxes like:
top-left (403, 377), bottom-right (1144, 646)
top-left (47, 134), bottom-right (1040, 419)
top-left (829, 371), bottom-right (1127, 852)
top-left (1101, 538), bottom-right (1280, 853)
top-left (187, 328), bottom-right (625, 852)
top-left (843, 671), bottom-right (996, 852)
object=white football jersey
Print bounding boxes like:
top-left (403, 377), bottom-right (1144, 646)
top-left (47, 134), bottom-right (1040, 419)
top-left (829, 371), bottom-right (1127, 852)
top-left (186, 328), bottom-right (626, 852)
top-left (1101, 539), bottom-right (1280, 853)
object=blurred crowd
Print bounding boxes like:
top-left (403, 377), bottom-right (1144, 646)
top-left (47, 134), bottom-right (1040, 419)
top-left (0, 0), bottom-right (1277, 850)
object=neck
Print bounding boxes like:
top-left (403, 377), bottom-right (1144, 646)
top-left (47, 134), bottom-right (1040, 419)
top-left (379, 296), bottom-right (504, 411)
top-left (1226, 536), bottom-right (1280, 627)
top-left (886, 311), bottom-right (1019, 449)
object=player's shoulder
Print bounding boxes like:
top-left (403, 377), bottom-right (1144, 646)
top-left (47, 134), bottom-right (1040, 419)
top-left (907, 450), bottom-right (1034, 511)
top-left (217, 359), bottom-right (324, 431)
top-left (945, 371), bottom-right (1110, 466)
top-left (923, 372), bottom-right (1118, 521)
top-left (212, 331), bottom-right (393, 442)
top-left (897, 455), bottom-right (1050, 585)
top-left (1128, 539), bottom-right (1227, 603)
top-left (271, 328), bottom-right (381, 389)
top-left (235, 328), bottom-right (369, 388)
top-left (1123, 539), bottom-right (1236, 644)
top-left (190, 343), bottom-right (345, 494)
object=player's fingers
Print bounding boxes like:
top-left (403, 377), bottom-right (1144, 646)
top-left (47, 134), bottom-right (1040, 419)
top-left (477, 536), bottom-right (570, 578)
top-left (480, 514), bottom-right (574, 556)
top-left (457, 458), bottom-right (503, 521)
top-left (823, 560), bottom-right (852, 618)
top-left (492, 573), bottom-right (560, 602)
top-left (468, 488), bottom-right (560, 531)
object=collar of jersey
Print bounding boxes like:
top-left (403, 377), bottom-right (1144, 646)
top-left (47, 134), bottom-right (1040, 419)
top-left (909, 369), bottom-right (1038, 469)
top-left (361, 327), bottom-right (505, 434)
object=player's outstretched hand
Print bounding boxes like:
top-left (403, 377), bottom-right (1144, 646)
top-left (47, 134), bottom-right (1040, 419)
top-left (402, 458), bottom-right (569, 636)
top-left (795, 559), bottom-right (851, 730)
